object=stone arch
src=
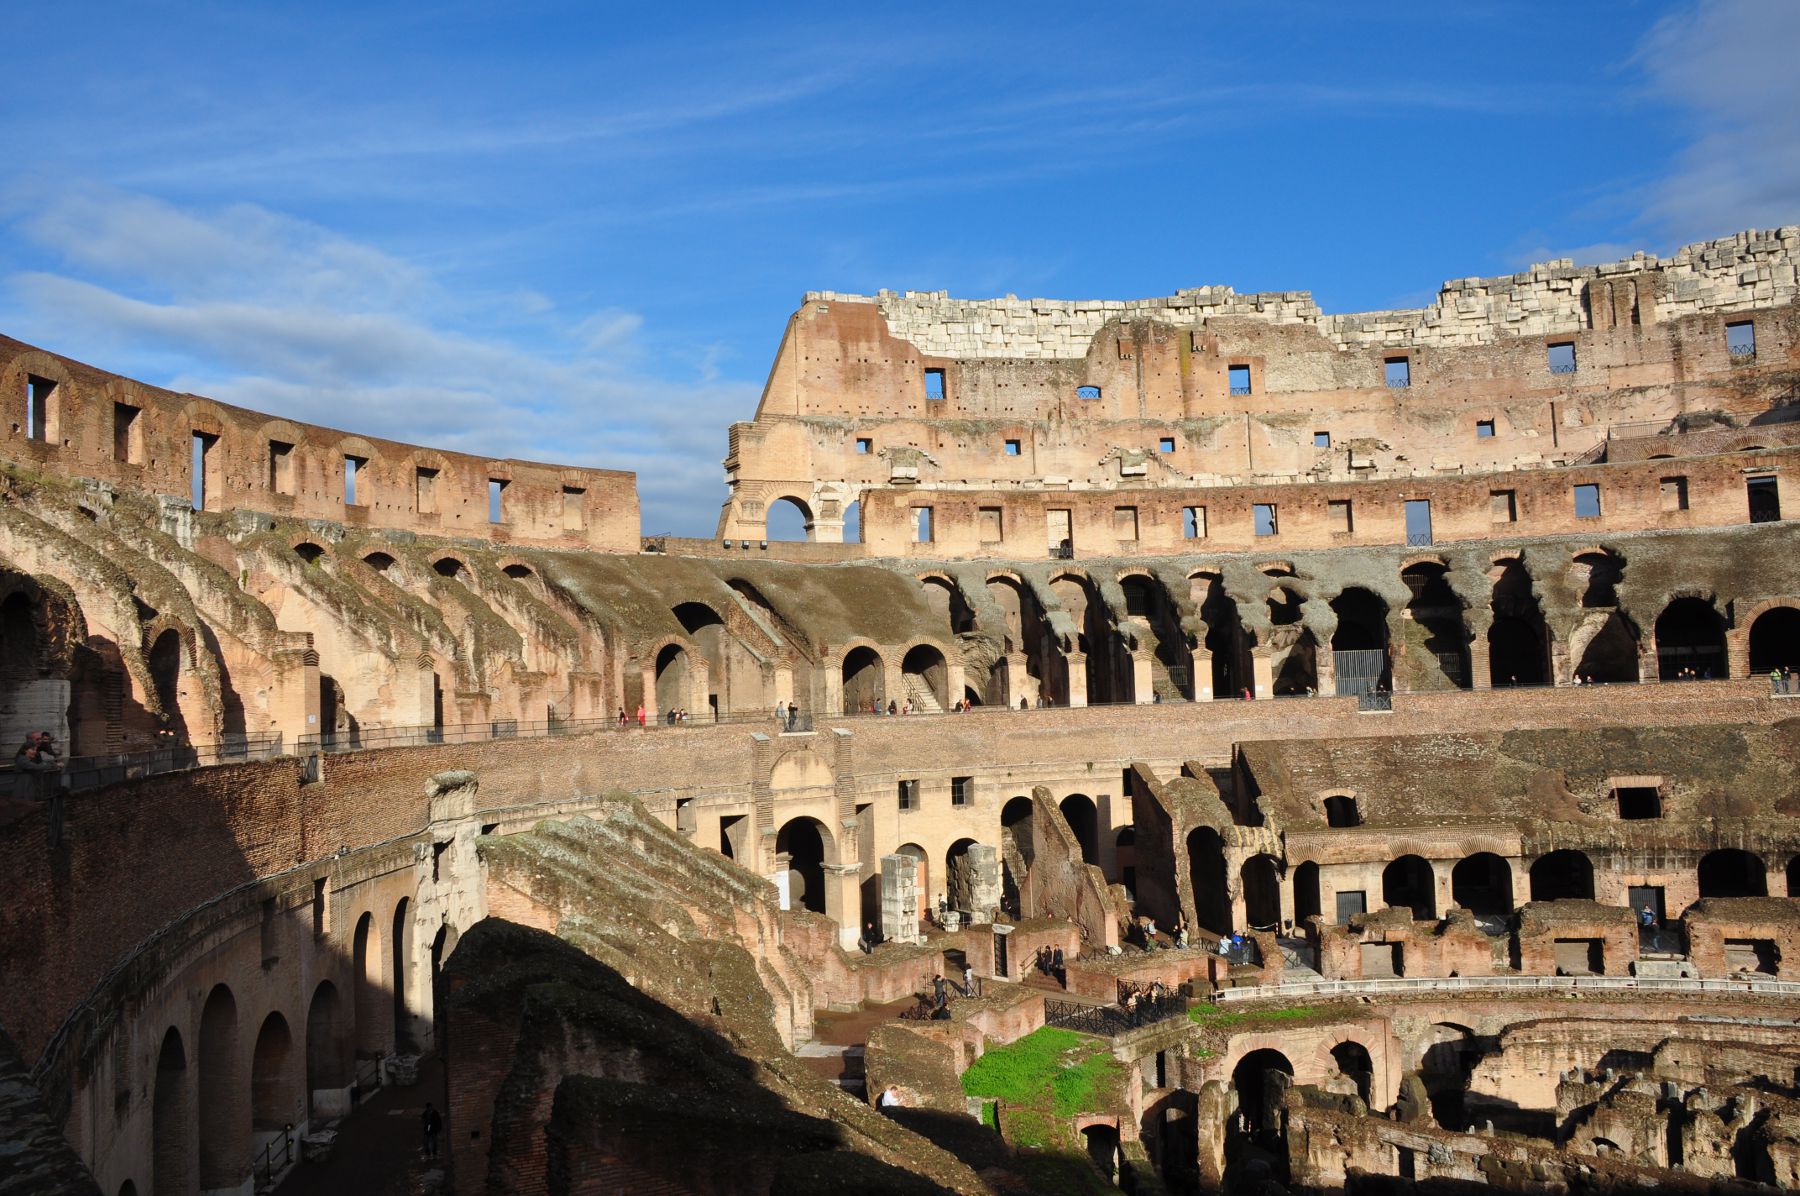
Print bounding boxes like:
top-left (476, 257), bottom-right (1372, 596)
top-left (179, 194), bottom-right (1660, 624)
top-left (766, 494), bottom-right (813, 542)
top-left (1489, 556), bottom-right (1551, 686)
top-left (305, 982), bottom-right (352, 1119)
top-left (431, 556), bottom-right (467, 580)
top-left (1081, 1122), bottom-right (1122, 1182)
top-left (1571, 548), bottom-right (1624, 609)
top-left (1059, 793), bottom-right (1098, 866)
top-left (1747, 601), bottom-right (1800, 673)
top-left (501, 561), bottom-right (536, 580)
top-left (1329, 1040), bottom-right (1375, 1105)
top-left (0, 589), bottom-right (40, 683)
top-left (770, 746), bottom-right (833, 792)
top-left (1242, 853), bottom-right (1282, 930)
top-left (1231, 1048), bottom-right (1294, 1139)
top-left (653, 640), bottom-right (691, 715)
top-left (900, 641), bottom-right (949, 710)
top-left (1119, 571), bottom-right (1191, 698)
top-left (841, 644), bottom-right (885, 712)
top-left (362, 550), bottom-right (396, 574)
top-left (1193, 571), bottom-right (1249, 699)
top-left (153, 1026), bottom-right (194, 1196)
top-left (147, 627), bottom-right (192, 741)
top-left (1529, 849), bottom-right (1594, 901)
top-left (945, 837), bottom-right (983, 912)
top-left (1051, 569), bottom-right (1127, 703)
top-left (196, 984), bottom-right (242, 1191)
top-left (391, 898), bottom-right (417, 1053)
top-left (896, 842), bottom-right (929, 911)
top-left (918, 574), bottom-right (975, 635)
top-left (1655, 596), bottom-right (1727, 679)
top-left (429, 923), bottom-right (461, 1055)
top-left (1570, 611), bottom-right (1639, 684)
top-left (1322, 792), bottom-right (1361, 828)
top-left (292, 541), bottom-right (326, 564)
top-left (1293, 861), bottom-right (1321, 925)
top-left (250, 1011), bottom-right (302, 1132)
top-left (1187, 825), bottom-right (1231, 935)
top-left (776, 816), bottom-right (837, 915)
top-left (1329, 586), bottom-right (1390, 696)
top-left (1399, 561), bottom-right (1469, 690)
top-left (1451, 853), bottom-right (1513, 916)
top-left (351, 911), bottom-right (385, 1056)
top-left (1000, 795), bottom-right (1033, 911)
top-left (1382, 855), bottom-right (1436, 921)
top-left (1699, 849), bottom-right (1766, 898)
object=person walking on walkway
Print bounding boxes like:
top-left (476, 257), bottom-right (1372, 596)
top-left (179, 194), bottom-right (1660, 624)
top-left (420, 1102), bottom-right (442, 1159)
top-left (636, 704), bottom-right (646, 727)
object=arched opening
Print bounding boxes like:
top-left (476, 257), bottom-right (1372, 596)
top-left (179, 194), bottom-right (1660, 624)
top-left (429, 923), bottom-right (459, 1057)
top-left (984, 575), bottom-right (1054, 704)
top-left (1193, 573), bottom-right (1248, 699)
top-left (0, 592), bottom-right (37, 684)
top-left (1574, 550), bottom-right (1624, 608)
top-left (1001, 796), bottom-right (1033, 912)
top-left (1059, 794), bottom-right (1099, 866)
top-left (293, 541), bottom-right (324, 563)
top-left (1529, 850), bottom-right (1595, 902)
top-left (306, 982), bottom-right (352, 1118)
top-left (841, 645), bottom-right (885, 713)
top-left (901, 643), bottom-right (949, 712)
top-left (1489, 558), bottom-right (1550, 686)
top-left (149, 629), bottom-right (190, 742)
top-left (1242, 854), bottom-right (1281, 930)
top-left (1330, 588), bottom-right (1390, 697)
top-left (1573, 612), bottom-right (1639, 684)
top-left (1451, 853), bottom-right (1513, 918)
top-left (251, 1012), bottom-right (301, 1133)
top-left (896, 843), bottom-right (929, 917)
top-left (119, 1182), bottom-right (139, 1196)
top-left (1231, 1049), bottom-right (1294, 1140)
top-left (1382, 855), bottom-right (1436, 921)
top-left (653, 642), bottom-right (689, 715)
top-left (431, 557), bottom-right (465, 579)
top-left (1052, 573), bottom-right (1127, 704)
top-left (1699, 849), bottom-right (1767, 897)
top-left (841, 499), bottom-right (861, 544)
top-left (1323, 795), bottom-right (1360, 828)
top-left (1420, 1023), bottom-right (1480, 1130)
top-left (1749, 607), bottom-right (1800, 674)
top-left (153, 1027), bottom-right (194, 1196)
top-left (1293, 861), bottom-right (1321, 926)
top-left (1655, 596), bottom-right (1727, 679)
top-left (351, 912), bottom-right (385, 1057)
top-left (391, 898), bottom-right (416, 1052)
top-left (362, 551), bottom-right (395, 573)
top-left (196, 985), bottom-right (241, 1191)
top-left (1400, 563), bottom-right (1469, 690)
top-left (1080, 1123), bottom-right (1122, 1182)
top-left (776, 817), bottom-right (831, 914)
top-left (945, 838), bottom-right (983, 914)
top-left (502, 563), bottom-right (534, 580)
top-left (766, 496), bottom-right (812, 542)
top-left (1187, 826), bottom-right (1231, 935)
top-left (1116, 827), bottom-right (1137, 894)
top-left (1121, 574), bottom-right (1191, 699)
top-left (920, 577), bottom-right (976, 636)
top-left (672, 603), bottom-right (730, 718)
top-left (1329, 1041), bottom-right (1374, 1105)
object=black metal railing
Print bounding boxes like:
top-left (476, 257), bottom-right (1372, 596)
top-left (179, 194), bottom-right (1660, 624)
top-left (1729, 348), bottom-right (1757, 363)
top-left (1385, 377), bottom-right (1411, 389)
top-left (1048, 543), bottom-right (1075, 560)
top-left (1406, 531), bottom-right (1434, 546)
top-left (1229, 385), bottom-right (1253, 396)
top-left (0, 732), bottom-right (286, 798)
top-left (254, 1125), bottom-right (295, 1187)
top-left (1550, 362), bottom-right (1578, 375)
top-left (1357, 691), bottom-right (1394, 712)
top-left (297, 718), bottom-right (610, 753)
top-left (1045, 994), bottom-right (1188, 1037)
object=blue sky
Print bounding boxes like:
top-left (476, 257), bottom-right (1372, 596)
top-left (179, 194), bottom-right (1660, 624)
top-left (3, 1), bottom-right (1798, 534)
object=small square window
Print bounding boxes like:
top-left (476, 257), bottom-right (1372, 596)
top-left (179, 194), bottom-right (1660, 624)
top-left (855, 437), bottom-right (872, 454)
top-left (1384, 357), bottom-right (1410, 388)
top-left (1003, 439), bottom-right (1020, 455)
top-left (1183, 506), bottom-right (1206, 539)
top-left (1727, 321), bottom-right (1755, 359)
top-left (924, 368), bottom-right (946, 400)
top-left (1228, 365), bottom-right (1251, 396)
top-left (1573, 483), bottom-right (1601, 519)
top-left (898, 779), bottom-right (919, 811)
top-left (1476, 419), bottom-right (1495, 438)
top-left (1313, 431), bottom-right (1331, 449)
top-left (1548, 342), bottom-right (1577, 374)
top-left (951, 776), bottom-right (972, 807)
top-left (1253, 503), bottom-right (1278, 537)
top-left (1615, 786), bottom-right (1661, 820)
top-left (1113, 505), bottom-right (1139, 540)
top-left (1159, 437), bottom-right (1175, 453)
top-left (1076, 384), bottom-right (1102, 401)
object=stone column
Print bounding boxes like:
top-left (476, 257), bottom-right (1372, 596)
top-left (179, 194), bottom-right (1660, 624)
top-left (1727, 628), bottom-right (1752, 680)
top-left (823, 650), bottom-right (844, 715)
top-left (1192, 648), bottom-right (1215, 700)
top-left (824, 863), bottom-right (863, 949)
top-left (880, 853), bottom-right (923, 945)
top-left (964, 843), bottom-right (1003, 924)
top-left (1316, 650), bottom-right (1337, 696)
top-left (1003, 651), bottom-right (1031, 706)
top-left (1250, 649), bottom-right (1274, 700)
top-left (1132, 653), bottom-right (1154, 704)
top-left (1065, 651), bottom-right (1088, 707)
top-left (1638, 636), bottom-right (1660, 684)
top-left (945, 659), bottom-right (967, 709)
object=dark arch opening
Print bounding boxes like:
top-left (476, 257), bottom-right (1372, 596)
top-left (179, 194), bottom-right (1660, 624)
top-left (1116, 826), bottom-right (1137, 894)
top-left (1330, 1041), bottom-right (1374, 1105)
top-left (1080, 1123), bottom-right (1122, 1182)
top-left (1750, 607), bottom-right (1800, 674)
top-left (1121, 574), bottom-right (1190, 699)
top-left (306, 981), bottom-right (352, 1119)
top-left (196, 985), bottom-right (239, 1190)
top-left (1231, 1048), bottom-right (1294, 1140)
top-left (430, 923), bottom-right (458, 1057)
top-left (1655, 596), bottom-right (1727, 680)
top-left (766, 496), bottom-right (812, 542)
top-left (1001, 796), bottom-right (1033, 912)
top-left (362, 551), bottom-right (395, 573)
top-left (1451, 852), bottom-right (1513, 917)
top-left (945, 837), bottom-right (982, 913)
top-left (776, 817), bottom-right (829, 914)
top-left (1329, 587), bottom-right (1390, 696)
top-left (502, 563), bottom-right (533, 579)
top-left (293, 541), bottom-right (324, 563)
top-left (0, 592), bottom-right (36, 684)
top-left (1529, 850), bottom-right (1595, 901)
top-left (1789, 855), bottom-right (1800, 897)
top-left (1324, 795), bottom-right (1360, 828)
top-left (391, 898), bottom-right (415, 1052)
top-left (1059, 794), bottom-right (1098, 866)
top-left (250, 1012), bottom-right (299, 1132)
top-left (1293, 861), bottom-right (1321, 926)
top-left (1700, 848), bottom-right (1767, 897)
top-left (1195, 574), bottom-right (1247, 698)
top-left (1574, 612), bottom-right (1639, 684)
top-left (1242, 854), bottom-right (1281, 930)
top-left (153, 1027), bottom-right (194, 1196)
top-left (901, 643), bottom-right (949, 711)
top-left (841, 646), bottom-right (885, 713)
top-left (1574, 551), bottom-right (1624, 608)
top-left (920, 577), bottom-right (976, 636)
top-left (1382, 855), bottom-right (1436, 921)
top-left (1187, 826), bottom-right (1231, 935)
top-left (352, 911), bottom-right (385, 1056)
top-left (149, 629), bottom-right (190, 742)
top-left (1400, 563), bottom-right (1469, 689)
top-left (653, 642), bottom-right (689, 714)
top-left (432, 556), bottom-right (465, 579)
top-left (1489, 559), bottom-right (1550, 686)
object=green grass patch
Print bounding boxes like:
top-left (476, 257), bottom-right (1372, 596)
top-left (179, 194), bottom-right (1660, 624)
top-left (960, 1026), bottom-right (1126, 1146)
top-left (1187, 1002), bottom-right (1315, 1029)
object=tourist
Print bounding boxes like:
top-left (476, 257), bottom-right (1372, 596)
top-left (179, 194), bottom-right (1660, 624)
top-left (636, 704), bottom-right (646, 727)
top-left (859, 922), bottom-right (875, 954)
top-left (617, 708), bottom-right (628, 727)
top-left (963, 963), bottom-right (975, 996)
top-left (14, 731), bottom-right (60, 774)
top-left (1640, 905), bottom-right (1656, 929)
top-left (952, 699), bottom-right (963, 713)
top-left (877, 1085), bottom-right (902, 1112)
top-left (420, 1101), bottom-right (442, 1158)
top-left (932, 974), bottom-right (948, 1009)
top-left (786, 703), bottom-right (799, 731)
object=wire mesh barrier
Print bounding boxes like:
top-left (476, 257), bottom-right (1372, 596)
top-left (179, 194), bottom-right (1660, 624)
top-left (1044, 994), bottom-right (1188, 1037)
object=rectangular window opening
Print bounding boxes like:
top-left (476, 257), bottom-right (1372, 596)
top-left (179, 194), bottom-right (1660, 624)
top-left (1660, 475), bottom-right (1689, 512)
top-left (25, 375), bottom-right (54, 441)
top-left (1183, 506), bottom-right (1207, 540)
top-left (1574, 483), bottom-right (1601, 519)
top-left (415, 466), bottom-right (438, 515)
top-left (1404, 498), bottom-right (1433, 546)
top-left (191, 432), bottom-right (217, 511)
top-left (1158, 436), bottom-right (1176, 453)
top-left (855, 437), bottom-right (872, 454)
top-left (488, 478), bottom-right (508, 524)
top-left (1491, 489), bottom-right (1517, 523)
top-left (1328, 499), bottom-right (1353, 534)
top-left (1476, 419), bottom-right (1495, 438)
top-left (951, 776), bottom-right (972, 807)
top-left (1548, 342), bottom-right (1577, 375)
top-left (898, 779), bottom-right (919, 811)
top-left (1113, 505), bottom-right (1139, 541)
top-left (1726, 320), bottom-right (1756, 359)
top-left (912, 506), bottom-right (933, 543)
top-left (1313, 430), bottom-right (1331, 449)
top-left (312, 877), bottom-right (327, 937)
top-left (923, 368), bottom-right (946, 401)
top-left (978, 506), bottom-right (1003, 542)
top-left (1615, 786), bottom-right (1662, 820)
top-left (1748, 475), bottom-right (1781, 523)
top-left (112, 403), bottom-right (141, 463)
top-left (1228, 364), bottom-right (1251, 396)
top-left (1048, 509), bottom-right (1073, 558)
top-left (1003, 439), bottom-right (1020, 456)
top-left (1253, 502), bottom-right (1278, 537)
top-left (1076, 384), bottom-right (1102, 401)
top-left (344, 455), bottom-right (368, 506)
top-left (1384, 357), bottom-right (1411, 388)
top-left (269, 441), bottom-right (295, 495)
top-left (562, 485), bottom-right (586, 531)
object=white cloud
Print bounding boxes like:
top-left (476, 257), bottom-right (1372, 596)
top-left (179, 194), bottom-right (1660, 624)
top-left (3, 186), bottom-right (754, 534)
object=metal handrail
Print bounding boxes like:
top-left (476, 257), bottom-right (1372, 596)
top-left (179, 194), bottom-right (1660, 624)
top-left (1210, 973), bottom-right (1800, 1003)
top-left (254, 1125), bottom-right (295, 1186)
top-left (1550, 362), bottom-right (1579, 375)
top-left (0, 732), bottom-right (286, 797)
top-left (1045, 994), bottom-right (1188, 1037)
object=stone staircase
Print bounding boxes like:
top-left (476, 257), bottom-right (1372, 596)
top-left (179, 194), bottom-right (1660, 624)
top-left (902, 672), bottom-right (943, 713)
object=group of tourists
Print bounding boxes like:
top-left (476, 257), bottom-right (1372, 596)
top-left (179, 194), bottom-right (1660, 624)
top-left (1118, 978), bottom-right (1176, 1013)
top-left (614, 705), bottom-right (702, 727)
top-left (1772, 666), bottom-right (1798, 694)
top-left (13, 730), bottom-right (60, 775)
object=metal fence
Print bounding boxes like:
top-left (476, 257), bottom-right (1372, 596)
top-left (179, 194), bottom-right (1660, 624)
top-left (1045, 994), bottom-right (1189, 1037)
top-left (254, 1126), bottom-right (295, 1187)
top-left (1210, 973), bottom-right (1800, 1004)
top-left (0, 732), bottom-right (286, 798)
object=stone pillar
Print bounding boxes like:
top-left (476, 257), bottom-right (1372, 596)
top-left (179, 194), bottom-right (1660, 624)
top-left (1433, 863), bottom-right (1455, 920)
top-left (1316, 650), bottom-right (1338, 696)
top-left (824, 863), bottom-right (863, 949)
top-left (1193, 648), bottom-right (1215, 700)
top-left (1003, 651), bottom-right (1031, 706)
top-left (688, 657), bottom-right (711, 718)
top-left (964, 843), bottom-right (1003, 924)
top-left (823, 650), bottom-right (844, 715)
top-left (1638, 636), bottom-right (1660, 684)
top-left (880, 853), bottom-right (924, 945)
top-left (1467, 623), bottom-right (1493, 690)
top-left (638, 663), bottom-right (657, 716)
top-left (769, 850), bottom-right (792, 910)
top-left (1065, 651), bottom-right (1088, 708)
top-left (1250, 649), bottom-right (1274, 700)
top-left (1132, 653), bottom-right (1155, 704)
top-left (1727, 629), bottom-right (1752, 680)
top-left (883, 656), bottom-right (905, 711)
